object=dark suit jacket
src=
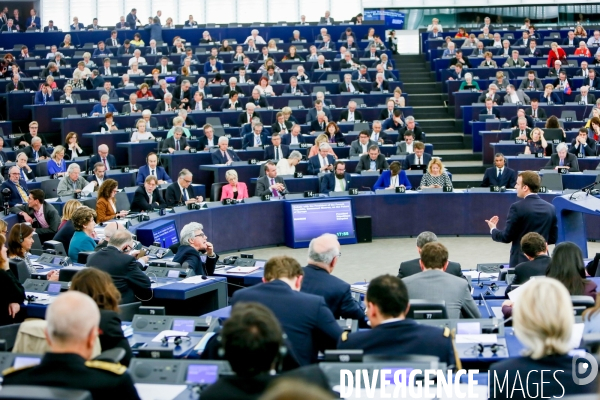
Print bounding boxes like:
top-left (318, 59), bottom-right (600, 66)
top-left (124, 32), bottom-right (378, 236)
top-left (161, 136), bottom-right (189, 153)
top-left (282, 84), bottom-right (308, 95)
top-left (172, 86), bottom-right (192, 103)
top-left (255, 175), bottom-right (287, 197)
top-left (154, 99), bottom-right (180, 113)
top-left (491, 194), bottom-right (558, 268)
top-left (172, 245), bottom-right (218, 276)
top-left (211, 149), bottom-right (241, 164)
top-left (308, 154), bottom-right (336, 175)
top-left (479, 107), bottom-right (501, 118)
top-left (230, 280), bottom-right (342, 365)
top-left (86, 246), bottom-right (151, 304)
top-left (197, 135), bottom-right (218, 151)
top-left (280, 133), bottom-right (306, 145)
top-left (583, 76), bottom-right (600, 90)
top-left (271, 121), bottom-right (294, 134)
top-left (508, 255), bottom-right (551, 293)
top-left (242, 132), bottom-right (269, 149)
top-left (575, 94), bottom-right (597, 104)
top-left (402, 153), bottom-right (433, 170)
top-left (371, 80), bottom-right (390, 92)
top-left (310, 120), bottom-right (328, 132)
top-left (221, 85), bottom-right (244, 97)
top-left (301, 264), bottom-right (367, 327)
top-left (340, 110), bottom-right (363, 122)
top-left (246, 96), bottom-right (268, 108)
top-left (165, 183), bottom-right (195, 207)
top-left (6, 81), bottom-right (24, 91)
top-left (355, 154), bottom-right (389, 173)
top-left (545, 153), bottom-right (580, 171)
top-left (237, 111), bottom-right (262, 126)
top-left (136, 165), bottom-right (172, 185)
top-left (525, 107), bottom-right (547, 119)
top-left (398, 126), bottom-right (424, 142)
top-left (34, 91), bottom-right (54, 105)
top-left (569, 138), bottom-right (597, 157)
top-left (264, 145), bottom-right (290, 161)
top-left (320, 172), bottom-right (351, 194)
top-left (22, 146), bottom-right (50, 163)
top-left (311, 62), bottom-right (331, 71)
top-left (11, 202), bottom-right (60, 238)
top-left (130, 186), bottom-right (166, 212)
top-left (510, 127), bottom-right (532, 140)
top-left (89, 154), bottom-right (117, 169)
top-left (53, 220), bottom-right (75, 254)
top-left (398, 258), bottom-right (464, 279)
top-left (481, 167), bottom-right (517, 188)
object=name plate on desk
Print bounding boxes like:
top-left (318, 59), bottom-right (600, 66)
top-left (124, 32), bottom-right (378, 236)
top-left (246, 147), bottom-right (263, 151)
top-left (421, 188), bottom-right (444, 193)
top-left (130, 315), bottom-right (217, 332)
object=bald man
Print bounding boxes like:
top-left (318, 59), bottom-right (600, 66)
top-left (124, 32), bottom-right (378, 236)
top-left (299, 234), bottom-right (368, 327)
top-left (2, 291), bottom-right (140, 399)
top-left (95, 221), bottom-right (120, 250)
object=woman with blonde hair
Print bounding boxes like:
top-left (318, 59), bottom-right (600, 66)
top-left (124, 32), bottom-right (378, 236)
top-left (491, 277), bottom-right (596, 397)
top-left (130, 119), bottom-right (155, 142)
top-left (308, 134), bottom-right (338, 159)
top-left (392, 88), bottom-right (405, 107)
top-left (420, 158), bottom-right (452, 189)
top-left (47, 145), bottom-right (67, 177)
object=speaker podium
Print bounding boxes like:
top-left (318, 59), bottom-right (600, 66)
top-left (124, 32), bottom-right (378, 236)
top-left (552, 194), bottom-right (600, 258)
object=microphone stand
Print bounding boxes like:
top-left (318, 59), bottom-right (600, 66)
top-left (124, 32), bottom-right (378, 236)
top-left (569, 178), bottom-right (600, 201)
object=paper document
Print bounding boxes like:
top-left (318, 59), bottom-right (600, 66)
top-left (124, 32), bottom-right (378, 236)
top-left (81, 182), bottom-right (96, 196)
top-left (151, 330), bottom-right (189, 343)
top-left (462, 270), bottom-right (496, 280)
top-left (226, 266), bottom-right (260, 274)
top-left (569, 323), bottom-right (585, 349)
top-left (350, 284), bottom-right (368, 294)
top-left (134, 383), bottom-right (186, 400)
top-left (507, 280), bottom-right (533, 302)
top-left (491, 307), bottom-right (504, 319)
top-left (455, 334), bottom-right (498, 344)
top-left (25, 292), bottom-right (51, 302)
top-left (180, 275), bottom-right (212, 284)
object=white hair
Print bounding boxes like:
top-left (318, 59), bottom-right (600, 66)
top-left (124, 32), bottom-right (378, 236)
top-left (180, 222), bottom-right (204, 246)
top-left (218, 136), bottom-right (229, 144)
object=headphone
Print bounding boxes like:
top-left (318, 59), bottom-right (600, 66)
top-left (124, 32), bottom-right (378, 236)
top-left (216, 332), bottom-right (289, 373)
top-left (161, 335), bottom-right (191, 347)
top-left (468, 343), bottom-right (505, 356)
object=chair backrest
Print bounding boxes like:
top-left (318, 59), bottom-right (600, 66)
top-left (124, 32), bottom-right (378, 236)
top-left (81, 197), bottom-right (97, 209)
top-left (115, 191), bottom-right (130, 211)
top-left (405, 299), bottom-right (448, 319)
top-left (61, 108), bottom-right (79, 118)
top-left (0, 386), bottom-right (92, 400)
top-left (351, 97), bottom-right (365, 106)
top-left (543, 40), bottom-right (554, 46)
top-left (0, 323), bottom-right (21, 351)
top-left (541, 173), bottom-right (563, 191)
top-left (206, 117), bottom-right (223, 127)
top-left (210, 182), bottom-right (227, 201)
top-left (35, 161), bottom-right (49, 177)
top-left (12, 44), bottom-right (24, 50)
top-left (8, 259), bottom-right (30, 284)
top-left (560, 110), bottom-right (578, 120)
top-left (549, 32), bottom-right (561, 39)
top-left (34, 44), bottom-right (46, 50)
top-left (543, 128), bottom-right (565, 142)
top-left (326, 73), bottom-right (340, 82)
top-left (312, 85), bottom-right (326, 94)
top-left (502, 33), bottom-right (514, 40)
top-left (119, 302), bottom-right (142, 322)
top-left (572, 295), bottom-right (595, 316)
top-left (40, 179), bottom-right (60, 199)
top-left (288, 99), bottom-right (304, 108)
top-left (24, 62), bottom-right (37, 70)
top-left (354, 122), bottom-right (370, 131)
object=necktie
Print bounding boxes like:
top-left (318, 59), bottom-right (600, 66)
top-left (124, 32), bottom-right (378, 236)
top-left (497, 169), bottom-right (502, 179)
top-left (347, 84), bottom-right (351, 92)
top-left (256, 135), bottom-right (261, 146)
top-left (183, 187), bottom-right (188, 201)
top-left (102, 158), bottom-right (107, 169)
top-left (151, 169), bottom-right (155, 176)
top-left (176, 140), bottom-right (180, 151)
top-left (373, 134), bottom-right (378, 142)
top-left (34, 151), bottom-right (38, 161)
top-left (113, 40), bottom-right (116, 46)
top-left (418, 157), bottom-right (422, 165)
top-left (559, 158), bottom-right (564, 166)
top-left (349, 112), bottom-right (354, 122)
top-left (102, 107), bottom-right (107, 114)
top-left (152, 48), bottom-right (155, 55)
top-left (270, 178), bottom-right (278, 197)
top-left (292, 87), bottom-right (295, 93)
top-left (16, 184), bottom-right (27, 202)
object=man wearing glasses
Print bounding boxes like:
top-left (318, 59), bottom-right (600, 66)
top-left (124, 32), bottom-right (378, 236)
top-left (173, 222), bottom-right (218, 276)
top-left (1, 166), bottom-right (30, 206)
top-left (299, 233), bottom-right (368, 328)
top-left (165, 169), bottom-right (203, 207)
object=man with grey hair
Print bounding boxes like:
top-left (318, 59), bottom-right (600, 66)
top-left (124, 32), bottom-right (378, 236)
top-left (155, 92), bottom-right (178, 113)
top-left (56, 164), bottom-right (88, 197)
top-left (244, 29), bottom-right (265, 44)
top-left (300, 233), bottom-right (367, 327)
top-left (90, 144), bottom-right (116, 170)
top-left (238, 102), bottom-right (261, 126)
top-left (87, 229), bottom-right (151, 303)
top-left (122, 92), bottom-right (141, 114)
top-left (128, 48), bottom-right (146, 66)
top-left (173, 222), bottom-right (218, 275)
top-left (478, 83), bottom-right (501, 104)
top-left (22, 136), bottom-right (49, 162)
top-left (90, 94), bottom-right (117, 116)
top-left (397, 231), bottom-right (464, 279)
top-left (141, 109), bottom-right (158, 129)
top-left (212, 136), bottom-right (241, 164)
top-left (165, 169), bottom-right (203, 206)
top-left (504, 84), bottom-right (531, 105)
top-left (2, 291), bottom-right (140, 398)
top-left (95, 221), bottom-right (120, 250)
top-left (222, 76), bottom-right (243, 97)
top-left (546, 142), bottom-right (580, 171)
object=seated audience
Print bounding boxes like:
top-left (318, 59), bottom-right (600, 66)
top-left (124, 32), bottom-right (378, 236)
top-left (47, 146), bottom-right (67, 177)
top-left (96, 179), bottom-right (128, 223)
top-left (276, 151), bottom-right (302, 176)
top-left (8, 223), bottom-right (58, 279)
top-left (165, 169), bottom-right (203, 207)
top-left (398, 231), bottom-right (464, 279)
top-left (0, 231), bottom-right (25, 326)
top-left (130, 176), bottom-right (166, 212)
top-left (220, 170), bottom-right (249, 201)
top-left (53, 199), bottom-right (82, 253)
top-left (420, 158), bottom-right (452, 189)
top-left (136, 152), bottom-right (172, 185)
top-left (481, 153), bottom-right (517, 188)
top-left (11, 189), bottom-right (60, 243)
top-left (56, 164), bottom-right (88, 197)
top-left (68, 206), bottom-right (98, 261)
top-left (373, 161), bottom-right (411, 190)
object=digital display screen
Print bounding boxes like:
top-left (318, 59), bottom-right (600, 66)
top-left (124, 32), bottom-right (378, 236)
top-left (52, 257), bottom-right (62, 264)
top-left (172, 319), bottom-right (194, 332)
top-left (285, 200), bottom-right (356, 248)
top-left (152, 221), bottom-right (179, 247)
top-left (457, 322), bottom-right (481, 335)
top-left (13, 356), bottom-right (41, 369)
top-left (47, 283), bottom-right (61, 294)
top-left (186, 364), bottom-right (218, 384)
top-left (381, 368), bottom-right (414, 386)
top-left (167, 270), bottom-right (180, 278)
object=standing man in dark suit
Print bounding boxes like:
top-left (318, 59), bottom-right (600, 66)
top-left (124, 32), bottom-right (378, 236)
top-left (126, 8), bottom-right (140, 28)
top-left (355, 145), bottom-right (389, 173)
top-left (308, 143), bottom-right (336, 175)
top-left (10, 189), bottom-right (60, 242)
top-left (486, 171), bottom-right (558, 268)
top-left (320, 161), bottom-right (352, 193)
top-left (130, 176), bottom-right (166, 212)
top-left (263, 133), bottom-right (290, 161)
top-left (481, 153), bottom-right (517, 188)
top-left (230, 255), bottom-right (342, 365)
top-left (86, 230), bottom-right (151, 304)
top-left (398, 231), bottom-right (465, 279)
top-left (165, 169), bottom-right (203, 207)
top-left (338, 274), bottom-right (457, 367)
top-left (301, 234), bottom-right (368, 327)
top-left (256, 162), bottom-right (288, 198)
top-left (506, 232), bottom-right (551, 293)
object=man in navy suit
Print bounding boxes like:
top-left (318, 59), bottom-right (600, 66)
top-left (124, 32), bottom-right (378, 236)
top-left (89, 95), bottom-right (117, 116)
top-left (34, 84), bottom-right (54, 105)
top-left (282, 76), bottom-right (308, 95)
top-left (583, 69), bottom-right (600, 90)
top-left (280, 125), bottom-right (306, 145)
top-left (230, 255), bottom-right (342, 365)
top-left (481, 153), bottom-right (517, 189)
top-left (320, 161), bottom-right (352, 193)
top-left (89, 144), bottom-right (117, 171)
top-left (301, 234), bottom-right (368, 327)
top-left (308, 143), bottom-right (336, 175)
top-left (338, 274), bottom-right (456, 366)
top-left (479, 98), bottom-right (501, 119)
top-left (506, 232), bottom-right (551, 294)
top-left (402, 142), bottom-right (432, 170)
top-left (242, 123), bottom-right (269, 149)
top-left (1, 167), bottom-right (29, 207)
top-left (211, 137), bottom-right (241, 164)
top-left (203, 56), bottom-right (223, 74)
top-left (136, 152), bottom-right (173, 185)
top-left (263, 133), bottom-right (290, 161)
top-left (486, 171), bottom-right (558, 268)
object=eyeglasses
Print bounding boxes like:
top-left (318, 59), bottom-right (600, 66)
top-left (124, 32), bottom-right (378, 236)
top-left (195, 233), bottom-right (206, 238)
top-left (182, 179), bottom-right (192, 184)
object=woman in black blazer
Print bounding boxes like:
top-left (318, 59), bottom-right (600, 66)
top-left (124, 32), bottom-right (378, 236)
top-left (325, 121), bottom-right (344, 143)
top-left (70, 268), bottom-right (133, 366)
top-left (0, 230), bottom-right (25, 326)
top-left (492, 277), bottom-right (596, 399)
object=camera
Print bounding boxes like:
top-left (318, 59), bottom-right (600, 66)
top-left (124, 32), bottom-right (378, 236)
top-left (187, 202), bottom-right (202, 210)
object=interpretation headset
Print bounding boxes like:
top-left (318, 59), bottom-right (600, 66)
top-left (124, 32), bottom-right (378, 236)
top-left (467, 343), bottom-right (505, 356)
top-left (161, 335), bottom-right (191, 347)
top-left (216, 332), bottom-right (289, 374)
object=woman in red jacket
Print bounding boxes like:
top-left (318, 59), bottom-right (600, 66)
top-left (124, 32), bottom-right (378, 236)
top-left (547, 42), bottom-right (567, 67)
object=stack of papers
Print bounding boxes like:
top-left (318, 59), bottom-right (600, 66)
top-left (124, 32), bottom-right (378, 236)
top-left (455, 334), bottom-right (498, 344)
top-left (350, 284), bottom-right (368, 294)
top-left (180, 275), bottom-right (211, 284)
top-left (226, 266), bottom-right (260, 274)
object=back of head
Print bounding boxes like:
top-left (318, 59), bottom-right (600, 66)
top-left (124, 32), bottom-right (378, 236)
top-left (260, 378), bottom-right (335, 400)
top-left (513, 277), bottom-right (573, 359)
top-left (222, 302), bottom-right (282, 376)
top-left (419, 242), bottom-right (448, 270)
top-left (108, 228), bottom-right (132, 248)
top-left (366, 275), bottom-right (409, 318)
top-left (70, 268), bottom-right (121, 311)
top-left (416, 231), bottom-right (437, 249)
top-left (546, 242), bottom-right (586, 295)
top-left (307, 233), bottom-right (339, 267)
top-left (46, 291), bottom-right (100, 348)
top-left (263, 255), bottom-right (303, 282)
top-left (520, 232), bottom-right (546, 258)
